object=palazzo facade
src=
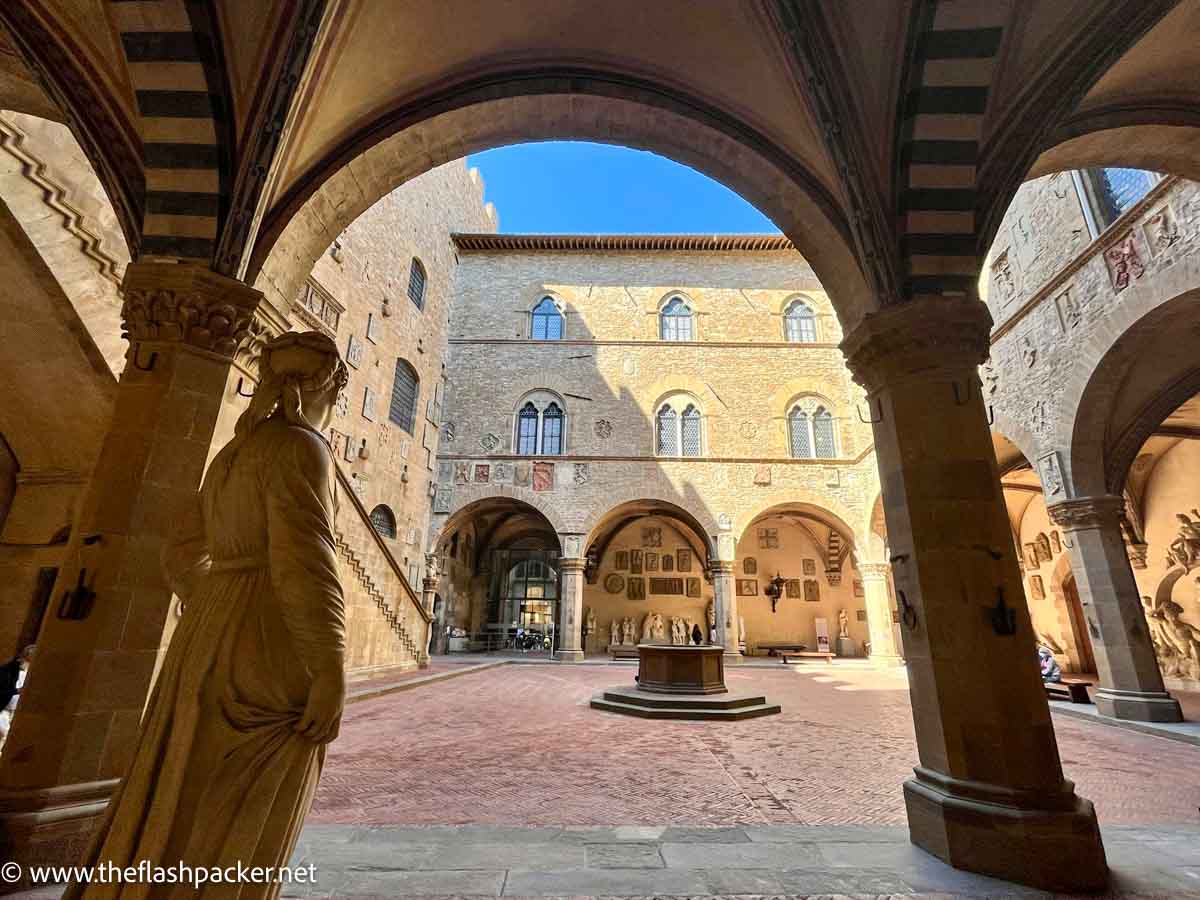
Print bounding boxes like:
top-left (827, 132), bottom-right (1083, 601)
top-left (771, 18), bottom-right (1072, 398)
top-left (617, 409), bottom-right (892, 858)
top-left (430, 236), bottom-right (899, 664)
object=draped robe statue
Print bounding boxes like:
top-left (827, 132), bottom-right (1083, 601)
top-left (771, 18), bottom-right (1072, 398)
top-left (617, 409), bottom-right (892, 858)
top-left (66, 332), bottom-right (349, 900)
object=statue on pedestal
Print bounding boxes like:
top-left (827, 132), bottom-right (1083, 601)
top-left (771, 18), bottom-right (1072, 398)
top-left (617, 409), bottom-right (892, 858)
top-left (610, 618), bottom-right (621, 648)
top-left (838, 608), bottom-right (850, 639)
top-left (651, 613), bottom-right (666, 642)
top-left (66, 332), bottom-right (349, 900)
top-left (622, 617), bottom-right (636, 644)
top-left (641, 612), bottom-right (657, 643)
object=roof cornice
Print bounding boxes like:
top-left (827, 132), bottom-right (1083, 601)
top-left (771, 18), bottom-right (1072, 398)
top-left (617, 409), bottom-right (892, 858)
top-left (450, 233), bottom-right (796, 253)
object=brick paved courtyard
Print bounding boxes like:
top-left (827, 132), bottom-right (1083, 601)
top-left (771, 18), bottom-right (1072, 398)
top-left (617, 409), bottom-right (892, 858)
top-left (311, 662), bottom-right (1200, 828)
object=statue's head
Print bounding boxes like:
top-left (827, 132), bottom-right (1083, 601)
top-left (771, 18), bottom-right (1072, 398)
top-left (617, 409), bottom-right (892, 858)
top-left (258, 331), bottom-right (349, 432)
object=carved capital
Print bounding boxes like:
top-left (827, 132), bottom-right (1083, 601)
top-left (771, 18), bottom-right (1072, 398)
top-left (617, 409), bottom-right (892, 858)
top-left (1047, 494), bottom-right (1124, 530)
top-left (120, 263), bottom-right (286, 364)
top-left (840, 296), bottom-right (992, 393)
top-left (559, 556), bottom-right (587, 574)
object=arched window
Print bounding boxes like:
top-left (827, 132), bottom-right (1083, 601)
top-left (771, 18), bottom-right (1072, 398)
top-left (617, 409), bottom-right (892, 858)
top-left (655, 395), bottom-right (703, 457)
top-left (813, 407), bottom-right (836, 458)
top-left (788, 408), bottom-right (811, 458)
top-left (783, 299), bottom-right (817, 342)
top-left (369, 504), bottom-right (397, 539)
top-left (787, 398), bottom-right (837, 459)
top-left (656, 406), bottom-right (678, 455)
top-left (659, 296), bottom-right (694, 341)
top-left (541, 402), bottom-right (563, 454)
top-left (408, 257), bottom-right (427, 310)
top-left (516, 402), bottom-right (539, 455)
top-left (513, 393), bottom-right (567, 455)
top-left (389, 359), bottom-right (419, 433)
top-left (531, 297), bottom-right (563, 340)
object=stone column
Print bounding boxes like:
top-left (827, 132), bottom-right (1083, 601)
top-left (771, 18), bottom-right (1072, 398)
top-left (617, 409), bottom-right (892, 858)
top-left (859, 562), bottom-right (902, 667)
top-left (1049, 496), bottom-right (1181, 722)
top-left (0, 263), bottom-right (286, 872)
top-left (708, 560), bottom-right (740, 663)
top-left (842, 296), bottom-right (1105, 894)
top-left (557, 557), bottom-right (586, 662)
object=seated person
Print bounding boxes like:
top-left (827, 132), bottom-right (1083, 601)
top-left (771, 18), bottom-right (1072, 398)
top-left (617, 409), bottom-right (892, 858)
top-left (1038, 646), bottom-right (1062, 683)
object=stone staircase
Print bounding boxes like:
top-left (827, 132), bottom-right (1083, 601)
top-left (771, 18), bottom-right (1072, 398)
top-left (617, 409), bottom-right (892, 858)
top-left (332, 466), bottom-right (431, 674)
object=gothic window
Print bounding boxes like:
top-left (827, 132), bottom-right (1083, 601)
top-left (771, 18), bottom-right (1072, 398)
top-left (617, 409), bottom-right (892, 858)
top-left (514, 392), bottom-right (567, 455)
top-left (812, 407), bottom-right (836, 458)
top-left (659, 296), bottom-right (694, 341)
top-left (531, 296), bottom-right (563, 340)
top-left (369, 505), bottom-right (397, 539)
top-left (788, 398), bottom-right (837, 459)
top-left (656, 406), bottom-right (679, 455)
top-left (408, 257), bottom-right (427, 310)
top-left (389, 359), bottom-right (419, 433)
top-left (788, 408), bottom-right (811, 458)
top-left (783, 299), bottom-right (817, 342)
top-left (655, 395), bottom-right (703, 457)
top-left (541, 402), bottom-right (563, 454)
top-left (1074, 168), bottom-right (1161, 237)
top-left (681, 405), bottom-right (702, 456)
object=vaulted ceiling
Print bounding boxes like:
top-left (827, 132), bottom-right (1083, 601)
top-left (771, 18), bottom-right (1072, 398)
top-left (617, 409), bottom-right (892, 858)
top-left (0, 0), bottom-right (1193, 321)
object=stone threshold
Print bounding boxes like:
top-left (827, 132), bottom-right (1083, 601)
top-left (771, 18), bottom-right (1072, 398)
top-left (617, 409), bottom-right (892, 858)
top-left (1049, 698), bottom-right (1200, 748)
top-left (346, 661), bottom-right (508, 705)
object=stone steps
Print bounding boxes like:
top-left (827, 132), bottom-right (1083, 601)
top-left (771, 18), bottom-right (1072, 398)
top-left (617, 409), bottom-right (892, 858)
top-left (590, 686), bottom-right (781, 720)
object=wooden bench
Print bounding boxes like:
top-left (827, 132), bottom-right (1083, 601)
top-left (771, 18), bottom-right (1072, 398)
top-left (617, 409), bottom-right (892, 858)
top-left (1044, 679), bottom-right (1092, 704)
top-left (782, 650), bottom-right (835, 664)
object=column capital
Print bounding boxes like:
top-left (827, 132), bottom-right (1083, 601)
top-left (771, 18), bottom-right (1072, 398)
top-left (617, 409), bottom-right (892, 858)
top-left (840, 296), bottom-right (992, 393)
top-left (558, 556), bottom-right (587, 573)
top-left (1047, 494), bottom-right (1124, 530)
top-left (120, 262), bottom-right (288, 365)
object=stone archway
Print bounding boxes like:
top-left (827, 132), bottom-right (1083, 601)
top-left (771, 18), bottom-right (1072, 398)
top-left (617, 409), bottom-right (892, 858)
top-left (249, 75), bottom-right (875, 330)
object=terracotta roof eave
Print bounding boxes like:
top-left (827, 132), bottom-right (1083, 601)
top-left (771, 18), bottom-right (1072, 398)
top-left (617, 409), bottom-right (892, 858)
top-left (450, 233), bottom-right (796, 253)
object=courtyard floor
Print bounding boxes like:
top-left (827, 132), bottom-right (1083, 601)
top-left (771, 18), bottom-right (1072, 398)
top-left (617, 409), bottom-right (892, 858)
top-left (312, 661), bottom-right (1200, 828)
top-left (18, 662), bottom-right (1200, 899)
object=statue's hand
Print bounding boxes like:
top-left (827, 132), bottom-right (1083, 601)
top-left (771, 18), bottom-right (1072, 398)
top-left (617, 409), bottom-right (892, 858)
top-left (296, 668), bottom-right (345, 744)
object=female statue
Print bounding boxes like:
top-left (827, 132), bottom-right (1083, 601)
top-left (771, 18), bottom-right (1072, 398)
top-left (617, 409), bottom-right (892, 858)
top-left (67, 332), bottom-right (349, 899)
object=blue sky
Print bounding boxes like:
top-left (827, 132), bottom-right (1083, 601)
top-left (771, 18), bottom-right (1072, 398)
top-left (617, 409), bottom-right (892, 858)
top-left (466, 142), bottom-right (780, 234)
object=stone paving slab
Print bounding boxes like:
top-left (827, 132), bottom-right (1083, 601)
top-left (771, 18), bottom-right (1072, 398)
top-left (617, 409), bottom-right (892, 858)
top-left (273, 823), bottom-right (1200, 897)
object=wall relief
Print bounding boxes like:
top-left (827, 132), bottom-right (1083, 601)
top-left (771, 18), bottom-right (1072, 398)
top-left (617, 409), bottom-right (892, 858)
top-left (1143, 206), bottom-right (1180, 256)
top-left (1104, 232), bottom-right (1146, 292)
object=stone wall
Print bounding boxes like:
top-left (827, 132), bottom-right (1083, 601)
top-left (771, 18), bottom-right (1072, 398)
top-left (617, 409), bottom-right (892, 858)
top-left (987, 172), bottom-right (1200, 684)
top-left (298, 160), bottom-right (495, 670)
top-left (434, 245), bottom-right (888, 652)
top-left (0, 114), bottom-right (124, 660)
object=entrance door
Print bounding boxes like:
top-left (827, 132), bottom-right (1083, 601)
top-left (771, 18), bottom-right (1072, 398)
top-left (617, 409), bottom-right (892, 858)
top-left (489, 550), bottom-right (559, 654)
top-left (1063, 574), bottom-right (1097, 674)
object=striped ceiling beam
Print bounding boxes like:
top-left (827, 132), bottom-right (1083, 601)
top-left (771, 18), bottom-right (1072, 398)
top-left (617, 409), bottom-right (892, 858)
top-left (110, 0), bottom-right (228, 264)
top-left (896, 0), bottom-right (1004, 303)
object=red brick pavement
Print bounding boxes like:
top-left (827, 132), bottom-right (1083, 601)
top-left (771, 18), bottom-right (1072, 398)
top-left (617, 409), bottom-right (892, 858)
top-left (311, 664), bottom-right (1200, 827)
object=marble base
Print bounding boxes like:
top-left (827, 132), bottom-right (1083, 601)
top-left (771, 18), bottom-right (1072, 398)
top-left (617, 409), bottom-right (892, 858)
top-left (555, 648), bottom-right (585, 663)
top-left (1094, 687), bottom-right (1183, 723)
top-left (904, 768), bottom-right (1107, 893)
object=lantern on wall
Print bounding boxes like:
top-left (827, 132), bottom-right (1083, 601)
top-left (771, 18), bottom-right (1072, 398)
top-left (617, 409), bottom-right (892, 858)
top-left (764, 572), bottom-right (786, 613)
